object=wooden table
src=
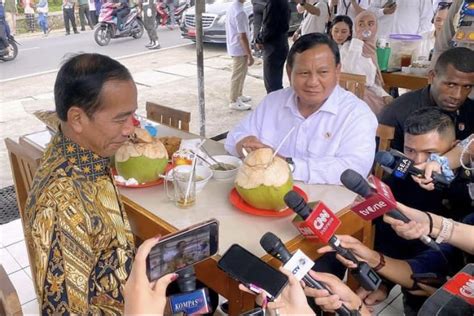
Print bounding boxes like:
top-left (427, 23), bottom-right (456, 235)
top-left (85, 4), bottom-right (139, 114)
top-left (382, 71), bottom-right (429, 91)
top-left (21, 124), bottom-right (374, 315)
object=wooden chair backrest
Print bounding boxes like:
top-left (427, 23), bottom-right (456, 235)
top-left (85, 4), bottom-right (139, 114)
top-left (0, 265), bottom-right (22, 316)
top-left (4, 138), bottom-right (43, 299)
top-left (339, 72), bottom-right (366, 99)
top-left (375, 124), bottom-right (395, 178)
top-left (146, 101), bottom-right (191, 132)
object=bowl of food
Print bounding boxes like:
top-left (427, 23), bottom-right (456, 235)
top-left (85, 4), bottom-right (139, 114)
top-left (167, 165), bottom-right (213, 193)
top-left (210, 155), bottom-right (242, 181)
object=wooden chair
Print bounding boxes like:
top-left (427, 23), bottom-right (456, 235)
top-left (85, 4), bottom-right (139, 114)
top-left (374, 124), bottom-right (395, 178)
top-left (146, 101), bottom-right (191, 132)
top-left (339, 72), bottom-right (366, 99)
top-left (0, 265), bottom-right (22, 316)
top-left (5, 138), bottom-right (43, 300)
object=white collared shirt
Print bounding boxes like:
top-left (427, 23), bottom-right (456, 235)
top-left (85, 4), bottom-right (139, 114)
top-left (336, 0), bottom-right (370, 22)
top-left (369, 0), bottom-right (433, 37)
top-left (225, 0), bottom-right (250, 57)
top-left (225, 86), bottom-right (378, 185)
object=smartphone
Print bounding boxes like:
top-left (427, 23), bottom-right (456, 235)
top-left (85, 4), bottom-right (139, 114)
top-left (146, 219), bottom-right (219, 281)
top-left (218, 244), bottom-right (289, 300)
top-left (411, 273), bottom-right (447, 288)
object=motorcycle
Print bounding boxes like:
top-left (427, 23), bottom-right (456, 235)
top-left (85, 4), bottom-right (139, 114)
top-left (94, 2), bottom-right (145, 46)
top-left (155, 0), bottom-right (190, 28)
top-left (0, 34), bottom-right (19, 62)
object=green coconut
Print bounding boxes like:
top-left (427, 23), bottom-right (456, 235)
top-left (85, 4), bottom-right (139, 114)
top-left (115, 127), bottom-right (169, 183)
top-left (235, 148), bottom-right (293, 211)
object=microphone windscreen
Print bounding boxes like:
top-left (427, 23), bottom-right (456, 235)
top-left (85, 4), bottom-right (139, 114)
top-left (340, 169), bottom-right (372, 198)
top-left (375, 151), bottom-right (395, 167)
top-left (177, 266), bottom-right (197, 292)
top-left (260, 232), bottom-right (280, 254)
top-left (284, 191), bottom-right (310, 218)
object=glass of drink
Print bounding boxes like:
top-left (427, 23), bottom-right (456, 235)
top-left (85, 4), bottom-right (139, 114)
top-left (164, 166), bottom-right (196, 208)
top-left (400, 54), bottom-right (412, 67)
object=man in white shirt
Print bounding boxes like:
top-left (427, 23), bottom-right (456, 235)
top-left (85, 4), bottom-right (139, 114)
top-left (330, 0), bottom-right (369, 22)
top-left (367, 0), bottom-right (433, 38)
top-left (366, 0), bottom-right (397, 38)
top-left (225, 0), bottom-right (254, 111)
top-left (225, 33), bottom-right (378, 185)
top-left (296, 0), bottom-right (330, 36)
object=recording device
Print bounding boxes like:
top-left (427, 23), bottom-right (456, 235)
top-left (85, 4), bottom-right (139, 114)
top-left (418, 264), bottom-right (474, 315)
top-left (340, 169), bottom-right (440, 251)
top-left (218, 244), bottom-right (289, 300)
top-left (147, 219), bottom-right (219, 281)
top-left (168, 266), bottom-right (213, 314)
top-left (375, 150), bottom-right (450, 189)
top-left (260, 232), bottom-right (353, 316)
top-left (285, 191), bottom-right (382, 291)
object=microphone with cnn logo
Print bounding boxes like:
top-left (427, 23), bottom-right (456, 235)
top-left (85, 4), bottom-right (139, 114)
top-left (285, 191), bottom-right (382, 291)
top-left (418, 263), bottom-right (474, 315)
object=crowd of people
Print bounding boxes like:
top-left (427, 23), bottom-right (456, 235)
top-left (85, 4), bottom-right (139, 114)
top-left (12, 0), bottom-right (474, 315)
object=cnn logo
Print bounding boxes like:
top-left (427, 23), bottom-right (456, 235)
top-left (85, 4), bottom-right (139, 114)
top-left (313, 210), bottom-right (330, 230)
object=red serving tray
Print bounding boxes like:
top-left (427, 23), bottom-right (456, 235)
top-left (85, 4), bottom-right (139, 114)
top-left (229, 186), bottom-right (308, 217)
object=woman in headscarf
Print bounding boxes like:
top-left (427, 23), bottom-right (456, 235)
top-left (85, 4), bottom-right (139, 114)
top-left (340, 10), bottom-right (392, 117)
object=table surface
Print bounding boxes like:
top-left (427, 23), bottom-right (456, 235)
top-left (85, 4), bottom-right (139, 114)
top-left (382, 71), bottom-right (429, 90)
top-left (23, 123), bottom-right (357, 257)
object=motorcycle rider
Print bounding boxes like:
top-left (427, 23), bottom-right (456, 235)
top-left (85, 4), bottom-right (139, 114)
top-left (140, 0), bottom-right (160, 49)
top-left (114, 0), bottom-right (131, 31)
top-left (0, 1), bottom-right (11, 51)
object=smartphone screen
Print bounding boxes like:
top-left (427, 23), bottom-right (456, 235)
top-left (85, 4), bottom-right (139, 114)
top-left (218, 244), bottom-right (289, 299)
top-left (147, 219), bottom-right (219, 281)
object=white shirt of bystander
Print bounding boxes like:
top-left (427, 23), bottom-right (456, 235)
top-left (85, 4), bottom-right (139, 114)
top-left (300, 0), bottom-right (330, 35)
top-left (224, 86), bottom-right (378, 184)
top-left (225, 0), bottom-right (250, 57)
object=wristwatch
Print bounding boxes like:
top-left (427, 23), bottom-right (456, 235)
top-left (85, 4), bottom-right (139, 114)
top-left (286, 157), bottom-right (295, 173)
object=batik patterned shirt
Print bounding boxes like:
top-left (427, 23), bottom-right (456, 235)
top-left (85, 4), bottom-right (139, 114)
top-left (24, 130), bottom-right (136, 315)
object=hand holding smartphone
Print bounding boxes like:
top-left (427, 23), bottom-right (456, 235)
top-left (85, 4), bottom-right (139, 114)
top-left (218, 244), bottom-right (289, 300)
top-left (146, 219), bottom-right (219, 281)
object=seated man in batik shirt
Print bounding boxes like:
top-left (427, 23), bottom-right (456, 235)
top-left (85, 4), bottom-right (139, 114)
top-left (24, 53), bottom-right (137, 314)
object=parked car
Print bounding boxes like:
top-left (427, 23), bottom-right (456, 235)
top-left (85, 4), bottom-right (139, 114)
top-left (180, 0), bottom-right (302, 44)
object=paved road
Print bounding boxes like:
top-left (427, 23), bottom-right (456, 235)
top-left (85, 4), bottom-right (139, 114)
top-left (0, 27), bottom-right (193, 81)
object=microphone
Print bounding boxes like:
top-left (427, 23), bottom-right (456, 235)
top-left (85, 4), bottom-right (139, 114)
top-left (340, 169), bottom-right (440, 251)
top-left (375, 151), bottom-right (450, 189)
top-left (285, 191), bottom-right (382, 291)
top-left (418, 263), bottom-right (474, 315)
top-left (260, 232), bottom-right (353, 316)
top-left (169, 266), bottom-right (213, 314)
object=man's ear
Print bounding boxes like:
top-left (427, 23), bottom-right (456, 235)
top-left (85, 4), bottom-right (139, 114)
top-left (67, 106), bottom-right (87, 134)
top-left (286, 64), bottom-right (292, 85)
top-left (335, 63), bottom-right (341, 82)
top-left (428, 69), bottom-right (435, 85)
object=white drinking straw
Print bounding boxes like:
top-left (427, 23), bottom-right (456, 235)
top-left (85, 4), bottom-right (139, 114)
top-left (272, 126), bottom-right (296, 160)
top-left (184, 154), bottom-right (197, 206)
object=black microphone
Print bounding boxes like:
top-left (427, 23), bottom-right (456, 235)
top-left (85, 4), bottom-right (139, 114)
top-left (284, 191), bottom-right (382, 291)
top-left (340, 169), bottom-right (441, 251)
top-left (260, 232), bottom-right (353, 316)
top-left (375, 151), bottom-right (450, 188)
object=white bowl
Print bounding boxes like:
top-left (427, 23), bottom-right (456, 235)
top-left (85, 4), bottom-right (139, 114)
top-left (210, 155), bottom-right (242, 181)
top-left (167, 165), bottom-right (213, 193)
